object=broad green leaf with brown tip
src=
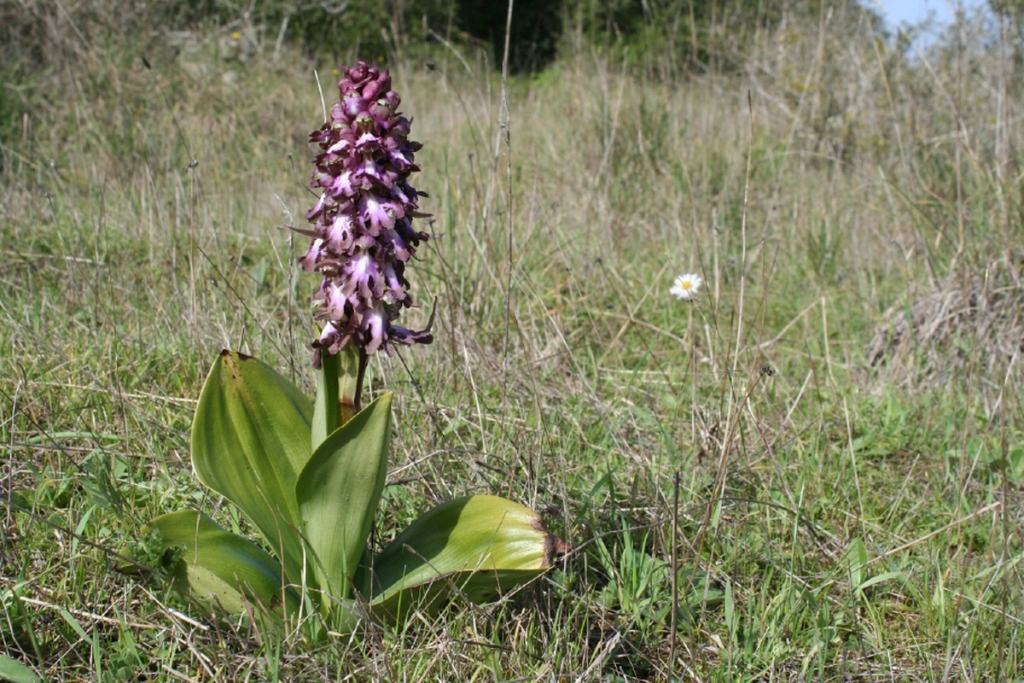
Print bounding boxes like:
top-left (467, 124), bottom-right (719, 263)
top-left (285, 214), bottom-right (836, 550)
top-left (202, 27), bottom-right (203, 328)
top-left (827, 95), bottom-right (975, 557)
top-left (145, 510), bottom-right (300, 616)
top-left (190, 351), bottom-right (312, 587)
top-left (364, 495), bottom-right (566, 622)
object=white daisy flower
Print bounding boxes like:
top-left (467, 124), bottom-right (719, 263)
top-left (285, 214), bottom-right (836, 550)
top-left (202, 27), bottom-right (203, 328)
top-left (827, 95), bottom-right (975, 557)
top-left (670, 273), bottom-right (702, 300)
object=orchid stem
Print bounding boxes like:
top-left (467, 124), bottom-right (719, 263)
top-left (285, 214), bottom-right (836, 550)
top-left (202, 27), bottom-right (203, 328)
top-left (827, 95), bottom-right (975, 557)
top-left (337, 345), bottom-right (363, 428)
top-left (354, 350), bottom-right (369, 413)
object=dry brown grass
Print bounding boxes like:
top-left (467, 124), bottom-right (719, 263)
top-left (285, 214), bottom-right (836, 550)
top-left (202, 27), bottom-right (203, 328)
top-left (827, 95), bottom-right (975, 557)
top-left (866, 257), bottom-right (1024, 388)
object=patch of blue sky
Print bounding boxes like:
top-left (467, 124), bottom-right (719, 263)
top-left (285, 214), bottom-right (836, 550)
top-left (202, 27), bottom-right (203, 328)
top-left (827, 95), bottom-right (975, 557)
top-left (872, 0), bottom-right (991, 41)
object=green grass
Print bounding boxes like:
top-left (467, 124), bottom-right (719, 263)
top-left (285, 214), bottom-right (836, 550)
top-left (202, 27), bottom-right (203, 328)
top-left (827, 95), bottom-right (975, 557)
top-left (2, 7), bottom-right (1023, 681)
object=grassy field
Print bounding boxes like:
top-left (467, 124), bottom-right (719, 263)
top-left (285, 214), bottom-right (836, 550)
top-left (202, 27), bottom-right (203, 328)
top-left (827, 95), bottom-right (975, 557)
top-left (2, 5), bottom-right (1023, 681)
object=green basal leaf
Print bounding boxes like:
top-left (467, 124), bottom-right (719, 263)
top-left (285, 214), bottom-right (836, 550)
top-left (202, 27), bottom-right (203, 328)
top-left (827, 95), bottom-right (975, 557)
top-left (0, 655), bottom-right (40, 683)
top-left (191, 351), bottom-right (312, 587)
top-left (296, 392), bottom-right (392, 604)
top-left (145, 510), bottom-right (300, 616)
top-left (365, 495), bottom-right (565, 622)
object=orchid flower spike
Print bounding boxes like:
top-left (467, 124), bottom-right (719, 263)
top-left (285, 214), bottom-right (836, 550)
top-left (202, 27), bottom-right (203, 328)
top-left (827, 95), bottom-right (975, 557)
top-left (300, 61), bottom-right (433, 367)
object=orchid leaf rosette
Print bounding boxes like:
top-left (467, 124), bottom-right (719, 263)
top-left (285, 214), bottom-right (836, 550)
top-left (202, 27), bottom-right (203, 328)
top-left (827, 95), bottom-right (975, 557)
top-left (143, 63), bottom-right (565, 632)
